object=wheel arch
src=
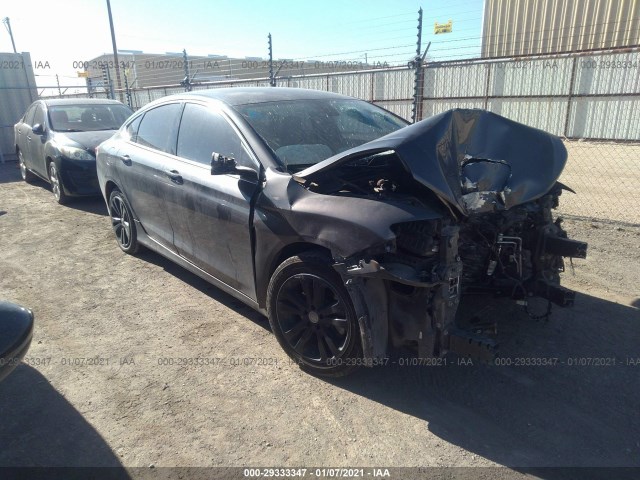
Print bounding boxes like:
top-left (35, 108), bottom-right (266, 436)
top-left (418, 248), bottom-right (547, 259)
top-left (104, 180), bottom-right (119, 206)
top-left (104, 181), bottom-right (140, 224)
top-left (257, 242), bottom-right (332, 309)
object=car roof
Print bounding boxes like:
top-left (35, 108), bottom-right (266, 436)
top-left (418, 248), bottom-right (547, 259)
top-left (171, 87), bottom-right (355, 106)
top-left (40, 98), bottom-right (128, 107)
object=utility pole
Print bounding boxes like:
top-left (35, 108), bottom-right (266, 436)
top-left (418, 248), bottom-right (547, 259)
top-left (2, 17), bottom-right (17, 53)
top-left (106, 0), bottom-right (124, 102)
top-left (268, 33), bottom-right (275, 87)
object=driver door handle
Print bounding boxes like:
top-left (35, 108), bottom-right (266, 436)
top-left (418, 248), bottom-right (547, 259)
top-left (119, 154), bottom-right (132, 165)
top-left (165, 169), bottom-right (183, 184)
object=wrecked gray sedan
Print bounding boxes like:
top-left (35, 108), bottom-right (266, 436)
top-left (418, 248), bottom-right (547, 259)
top-left (96, 88), bottom-right (587, 376)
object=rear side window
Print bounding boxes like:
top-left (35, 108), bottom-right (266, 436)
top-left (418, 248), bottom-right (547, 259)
top-left (176, 103), bottom-right (254, 168)
top-left (136, 103), bottom-right (182, 154)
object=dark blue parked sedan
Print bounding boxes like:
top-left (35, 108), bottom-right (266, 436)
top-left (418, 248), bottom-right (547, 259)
top-left (15, 98), bottom-right (132, 204)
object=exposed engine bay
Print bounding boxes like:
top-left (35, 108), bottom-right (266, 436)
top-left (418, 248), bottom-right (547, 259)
top-left (297, 109), bottom-right (588, 361)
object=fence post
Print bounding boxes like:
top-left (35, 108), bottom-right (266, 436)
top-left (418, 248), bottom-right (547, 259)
top-left (181, 49), bottom-right (192, 92)
top-left (411, 7), bottom-right (424, 123)
top-left (370, 71), bottom-right (375, 102)
top-left (101, 64), bottom-right (114, 99)
top-left (564, 56), bottom-right (578, 138)
top-left (123, 70), bottom-right (132, 108)
top-left (268, 33), bottom-right (275, 87)
top-left (484, 62), bottom-right (492, 110)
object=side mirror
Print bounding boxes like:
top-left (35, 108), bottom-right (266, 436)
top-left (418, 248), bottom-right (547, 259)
top-left (0, 301), bottom-right (34, 383)
top-left (211, 152), bottom-right (259, 181)
top-left (32, 124), bottom-right (44, 135)
top-left (211, 152), bottom-right (237, 175)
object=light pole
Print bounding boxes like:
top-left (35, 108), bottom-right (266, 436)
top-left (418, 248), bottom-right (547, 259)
top-left (106, 0), bottom-right (124, 102)
top-left (2, 17), bottom-right (17, 53)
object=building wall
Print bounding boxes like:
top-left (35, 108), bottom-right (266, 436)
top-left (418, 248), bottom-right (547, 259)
top-left (83, 53), bottom-right (369, 94)
top-left (0, 52), bottom-right (37, 162)
top-left (481, 0), bottom-right (640, 58)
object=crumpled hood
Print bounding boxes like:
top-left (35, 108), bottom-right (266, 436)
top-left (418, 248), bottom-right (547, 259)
top-left (298, 109), bottom-right (568, 215)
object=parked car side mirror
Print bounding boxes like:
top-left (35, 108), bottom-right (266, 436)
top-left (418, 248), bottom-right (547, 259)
top-left (211, 152), bottom-right (237, 174)
top-left (32, 124), bottom-right (44, 135)
top-left (211, 152), bottom-right (258, 181)
top-left (0, 301), bottom-right (34, 383)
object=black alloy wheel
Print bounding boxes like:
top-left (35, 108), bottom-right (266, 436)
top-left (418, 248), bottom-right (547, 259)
top-left (109, 189), bottom-right (139, 254)
top-left (267, 253), bottom-right (362, 377)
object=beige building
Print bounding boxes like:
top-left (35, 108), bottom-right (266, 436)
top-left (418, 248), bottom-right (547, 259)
top-left (83, 52), bottom-right (372, 94)
top-left (481, 0), bottom-right (640, 57)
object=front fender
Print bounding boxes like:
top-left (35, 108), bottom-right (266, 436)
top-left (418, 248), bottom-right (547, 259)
top-left (253, 168), bottom-right (445, 307)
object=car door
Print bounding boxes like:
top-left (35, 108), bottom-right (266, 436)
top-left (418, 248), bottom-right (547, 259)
top-left (115, 103), bottom-right (182, 251)
top-left (28, 103), bottom-right (48, 177)
top-left (15, 104), bottom-right (36, 166)
top-left (162, 102), bottom-right (260, 299)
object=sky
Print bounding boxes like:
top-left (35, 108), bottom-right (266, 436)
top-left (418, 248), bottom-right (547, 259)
top-left (0, 0), bottom-right (484, 93)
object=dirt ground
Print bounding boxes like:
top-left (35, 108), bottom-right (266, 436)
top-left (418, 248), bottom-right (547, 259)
top-left (0, 160), bottom-right (639, 477)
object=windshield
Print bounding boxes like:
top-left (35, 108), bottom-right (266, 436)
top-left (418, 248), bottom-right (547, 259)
top-left (48, 104), bottom-right (133, 132)
top-left (234, 99), bottom-right (407, 172)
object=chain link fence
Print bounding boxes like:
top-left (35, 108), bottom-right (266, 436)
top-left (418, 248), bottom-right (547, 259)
top-left (417, 49), bottom-right (640, 225)
top-left (44, 47), bottom-right (640, 225)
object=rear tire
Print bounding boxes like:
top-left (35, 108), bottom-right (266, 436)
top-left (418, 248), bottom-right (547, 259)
top-left (108, 189), bottom-right (140, 255)
top-left (267, 252), bottom-right (362, 377)
top-left (18, 150), bottom-right (36, 183)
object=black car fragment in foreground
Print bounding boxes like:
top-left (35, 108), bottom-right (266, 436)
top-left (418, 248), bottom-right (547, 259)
top-left (0, 302), bottom-right (34, 383)
top-left (97, 87), bottom-right (587, 376)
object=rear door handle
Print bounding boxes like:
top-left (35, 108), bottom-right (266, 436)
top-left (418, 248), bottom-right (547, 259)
top-left (119, 154), bottom-right (132, 165)
top-left (165, 169), bottom-right (183, 184)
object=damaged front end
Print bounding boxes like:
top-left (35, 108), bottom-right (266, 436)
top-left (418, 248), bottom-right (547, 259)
top-left (298, 109), bottom-right (587, 363)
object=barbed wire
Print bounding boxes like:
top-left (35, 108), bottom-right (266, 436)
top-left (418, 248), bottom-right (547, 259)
top-left (36, 5), bottom-right (639, 94)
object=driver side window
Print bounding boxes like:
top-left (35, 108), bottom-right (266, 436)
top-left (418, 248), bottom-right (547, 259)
top-left (176, 103), bottom-right (255, 168)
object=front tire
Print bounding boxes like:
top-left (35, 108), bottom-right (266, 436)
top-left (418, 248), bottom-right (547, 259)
top-left (267, 252), bottom-right (363, 377)
top-left (48, 161), bottom-right (68, 204)
top-left (18, 150), bottom-right (36, 183)
top-left (108, 189), bottom-right (139, 255)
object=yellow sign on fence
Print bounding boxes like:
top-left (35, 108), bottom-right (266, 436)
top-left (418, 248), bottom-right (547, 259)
top-left (434, 20), bottom-right (452, 34)
top-left (77, 71), bottom-right (89, 78)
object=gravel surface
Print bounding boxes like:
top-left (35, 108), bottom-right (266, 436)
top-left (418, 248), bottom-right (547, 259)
top-left (0, 161), bottom-right (638, 477)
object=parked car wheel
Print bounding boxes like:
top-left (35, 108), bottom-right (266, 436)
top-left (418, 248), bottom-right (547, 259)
top-left (18, 150), bottom-right (36, 183)
top-left (48, 162), bottom-right (68, 204)
top-left (267, 252), bottom-right (362, 377)
top-left (108, 189), bottom-right (139, 254)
